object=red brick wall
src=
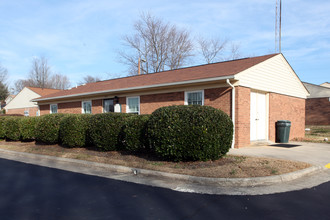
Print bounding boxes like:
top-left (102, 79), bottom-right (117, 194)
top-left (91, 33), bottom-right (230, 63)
top-left (205, 87), bottom-right (232, 116)
top-left (235, 86), bottom-right (251, 148)
top-left (39, 104), bottom-right (50, 115)
top-left (6, 107), bottom-right (39, 116)
top-left (269, 93), bottom-right (305, 142)
top-left (58, 102), bottom-right (81, 114)
top-left (92, 99), bottom-right (103, 114)
top-left (140, 92), bottom-right (184, 114)
top-left (305, 98), bottom-right (330, 125)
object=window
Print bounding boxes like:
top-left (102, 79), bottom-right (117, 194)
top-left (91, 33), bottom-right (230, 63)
top-left (103, 99), bottom-right (114, 113)
top-left (50, 104), bottom-right (58, 114)
top-left (24, 110), bottom-right (29, 117)
top-left (82, 101), bottom-right (92, 114)
top-left (185, 90), bottom-right (204, 105)
top-left (126, 96), bottom-right (140, 114)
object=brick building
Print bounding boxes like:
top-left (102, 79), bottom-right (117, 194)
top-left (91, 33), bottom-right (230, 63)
top-left (303, 82), bottom-right (330, 125)
top-left (5, 87), bottom-right (61, 116)
top-left (34, 54), bottom-right (309, 148)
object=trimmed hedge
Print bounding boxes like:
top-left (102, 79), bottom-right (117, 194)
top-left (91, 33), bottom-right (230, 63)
top-left (60, 114), bottom-right (92, 147)
top-left (4, 117), bottom-right (21, 141)
top-left (20, 117), bottom-right (38, 141)
top-left (0, 117), bottom-right (7, 139)
top-left (147, 105), bottom-right (233, 161)
top-left (119, 115), bottom-right (150, 152)
top-left (35, 114), bottom-right (66, 144)
top-left (89, 113), bottom-right (132, 151)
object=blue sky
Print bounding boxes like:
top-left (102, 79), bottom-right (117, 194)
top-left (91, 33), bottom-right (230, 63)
top-left (0, 0), bottom-right (329, 89)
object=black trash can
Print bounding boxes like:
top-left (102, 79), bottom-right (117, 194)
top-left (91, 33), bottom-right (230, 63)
top-left (276, 120), bottom-right (291, 143)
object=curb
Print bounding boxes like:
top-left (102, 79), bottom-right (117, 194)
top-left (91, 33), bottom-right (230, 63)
top-left (0, 148), bottom-right (325, 187)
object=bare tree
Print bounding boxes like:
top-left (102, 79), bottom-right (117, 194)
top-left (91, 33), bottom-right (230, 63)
top-left (226, 42), bottom-right (241, 60)
top-left (28, 56), bottom-right (52, 89)
top-left (13, 56), bottom-right (71, 93)
top-left (79, 75), bottom-right (101, 85)
top-left (198, 37), bottom-right (228, 64)
top-left (0, 63), bottom-right (8, 100)
top-left (0, 63), bottom-right (8, 83)
top-left (119, 13), bottom-right (194, 75)
top-left (198, 37), bottom-right (242, 63)
top-left (51, 73), bottom-right (71, 90)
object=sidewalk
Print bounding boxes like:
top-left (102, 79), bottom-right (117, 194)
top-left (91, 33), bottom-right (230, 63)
top-left (0, 142), bottom-right (329, 195)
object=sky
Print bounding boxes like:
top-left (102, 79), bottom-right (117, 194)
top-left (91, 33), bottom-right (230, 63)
top-left (0, 0), bottom-right (329, 91)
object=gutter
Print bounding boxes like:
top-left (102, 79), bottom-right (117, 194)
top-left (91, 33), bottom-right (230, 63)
top-left (33, 75), bottom-right (235, 102)
top-left (226, 79), bottom-right (235, 149)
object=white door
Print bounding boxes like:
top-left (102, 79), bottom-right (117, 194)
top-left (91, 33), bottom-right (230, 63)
top-left (250, 91), bottom-right (267, 141)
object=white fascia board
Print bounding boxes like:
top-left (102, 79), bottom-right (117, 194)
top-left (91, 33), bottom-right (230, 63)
top-left (34, 75), bottom-right (235, 102)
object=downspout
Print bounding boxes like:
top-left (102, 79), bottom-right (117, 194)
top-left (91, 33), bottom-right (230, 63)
top-left (226, 79), bottom-right (235, 149)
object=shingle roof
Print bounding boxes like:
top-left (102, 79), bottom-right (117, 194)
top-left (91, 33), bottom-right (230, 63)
top-left (35, 54), bottom-right (278, 101)
top-left (27, 87), bottom-right (62, 96)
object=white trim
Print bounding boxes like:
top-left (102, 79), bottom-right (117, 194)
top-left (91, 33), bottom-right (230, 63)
top-left (226, 79), bottom-right (235, 149)
top-left (34, 76), bottom-right (235, 102)
top-left (81, 100), bottom-right (92, 114)
top-left (50, 104), bottom-right (58, 114)
top-left (126, 96), bottom-right (140, 114)
top-left (184, 90), bottom-right (204, 105)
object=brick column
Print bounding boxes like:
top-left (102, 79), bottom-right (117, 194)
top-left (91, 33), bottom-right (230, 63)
top-left (235, 86), bottom-right (251, 148)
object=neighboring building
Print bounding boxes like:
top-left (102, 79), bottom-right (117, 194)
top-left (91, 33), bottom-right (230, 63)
top-left (320, 82), bottom-right (330, 88)
top-left (5, 87), bottom-right (61, 116)
top-left (303, 82), bottom-right (330, 125)
top-left (34, 54), bottom-right (309, 148)
top-left (5, 94), bottom-right (16, 105)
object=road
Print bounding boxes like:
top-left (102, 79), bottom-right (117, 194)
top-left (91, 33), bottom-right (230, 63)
top-left (0, 158), bottom-right (329, 220)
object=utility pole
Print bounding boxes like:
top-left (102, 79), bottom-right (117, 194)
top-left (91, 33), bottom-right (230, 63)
top-left (275, 0), bottom-right (282, 53)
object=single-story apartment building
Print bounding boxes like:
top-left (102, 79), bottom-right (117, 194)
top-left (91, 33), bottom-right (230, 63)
top-left (5, 87), bottom-right (61, 116)
top-left (34, 53), bottom-right (309, 148)
top-left (303, 82), bottom-right (330, 125)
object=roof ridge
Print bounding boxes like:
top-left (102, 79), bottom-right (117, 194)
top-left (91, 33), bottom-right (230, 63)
top-left (93, 53), bottom-right (279, 84)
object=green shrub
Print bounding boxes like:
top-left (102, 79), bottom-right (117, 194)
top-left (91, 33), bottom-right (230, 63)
top-left (20, 117), bottom-right (38, 141)
top-left (0, 117), bottom-right (7, 139)
top-left (60, 114), bottom-right (92, 148)
top-left (119, 115), bottom-right (150, 152)
top-left (4, 117), bottom-right (21, 141)
top-left (35, 114), bottom-right (66, 144)
top-left (89, 113), bottom-right (132, 151)
top-left (147, 105), bottom-right (233, 161)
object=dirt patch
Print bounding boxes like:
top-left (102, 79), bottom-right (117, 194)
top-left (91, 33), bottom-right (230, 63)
top-left (0, 141), bottom-right (311, 178)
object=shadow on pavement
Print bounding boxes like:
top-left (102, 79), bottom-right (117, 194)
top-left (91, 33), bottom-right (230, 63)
top-left (270, 144), bottom-right (302, 148)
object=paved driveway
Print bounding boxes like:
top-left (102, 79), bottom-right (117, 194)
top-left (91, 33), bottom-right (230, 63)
top-left (229, 142), bottom-right (330, 167)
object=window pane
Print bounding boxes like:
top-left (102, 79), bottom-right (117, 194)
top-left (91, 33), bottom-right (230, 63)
top-left (128, 97), bottom-right (139, 113)
top-left (187, 91), bottom-right (203, 105)
top-left (83, 102), bottom-right (92, 114)
top-left (51, 105), bottom-right (57, 114)
top-left (104, 99), bottom-right (114, 113)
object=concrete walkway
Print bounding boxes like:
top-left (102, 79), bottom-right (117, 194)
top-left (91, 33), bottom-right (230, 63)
top-left (229, 141), bottom-right (330, 167)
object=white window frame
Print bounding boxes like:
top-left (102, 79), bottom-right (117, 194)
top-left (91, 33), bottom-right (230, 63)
top-left (82, 100), bottom-right (92, 114)
top-left (126, 96), bottom-right (140, 114)
top-left (184, 90), bottom-right (204, 106)
top-left (50, 104), bottom-right (58, 114)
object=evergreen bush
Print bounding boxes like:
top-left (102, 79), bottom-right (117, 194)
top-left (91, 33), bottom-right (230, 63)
top-left (35, 114), bottom-right (66, 144)
top-left (60, 114), bottom-right (91, 147)
top-left (147, 105), bottom-right (233, 161)
top-left (20, 117), bottom-right (38, 141)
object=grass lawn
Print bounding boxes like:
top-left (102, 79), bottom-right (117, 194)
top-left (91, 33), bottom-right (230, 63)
top-left (294, 125), bottom-right (330, 144)
top-left (0, 140), bottom-right (310, 178)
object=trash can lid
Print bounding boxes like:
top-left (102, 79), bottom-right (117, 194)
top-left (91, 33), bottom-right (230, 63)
top-left (277, 120), bottom-right (291, 123)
